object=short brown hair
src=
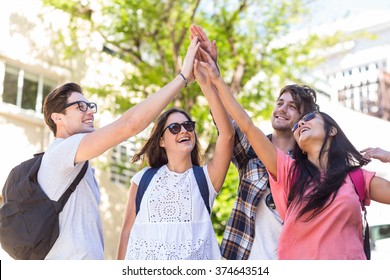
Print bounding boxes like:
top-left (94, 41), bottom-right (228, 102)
top-left (43, 82), bottom-right (83, 136)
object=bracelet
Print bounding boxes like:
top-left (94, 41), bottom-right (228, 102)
top-left (179, 73), bottom-right (188, 87)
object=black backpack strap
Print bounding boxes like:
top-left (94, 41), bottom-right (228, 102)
top-left (57, 161), bottom-right (89, 212)
top-left (136, 167), bottom-right (160, 215)
top-left (193, 165), bottom-right (210, 215)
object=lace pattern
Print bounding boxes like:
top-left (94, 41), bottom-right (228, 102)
top-left (126, 237), bottom-right (212, 260)
top-left (147, 168), bottom-right (192, 223)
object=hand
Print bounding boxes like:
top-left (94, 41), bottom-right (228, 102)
top-left (190, 25), bottom-right (218, 65)
top-left (181, 36), bottom-right (200, 83)
top-left (197, 47), bottom-right (220, 81)
top-left (361, 147), bottom-right (390, 163)
top-left (194, 59), bottom-right (209, 86)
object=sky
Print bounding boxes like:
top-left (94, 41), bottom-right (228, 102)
top-left (305, 0), bottom-right (390, 25)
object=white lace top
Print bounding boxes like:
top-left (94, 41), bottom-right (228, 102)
top-left (125, 165), bottom-right (221, 260)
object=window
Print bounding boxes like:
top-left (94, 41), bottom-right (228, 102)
top-left (1, 63), bottom-right (57, 113)
top-left (332, 60), bottom-right (386, 118)
top-left (110, 144), bottom-right (140, 187)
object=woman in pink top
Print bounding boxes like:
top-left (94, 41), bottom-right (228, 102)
top-left (269, 111), bottom-right (376, 259)
top-left (195, 48), bottom-right (390, 259)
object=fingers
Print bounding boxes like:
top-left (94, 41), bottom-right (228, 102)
top-left (198, 48), bottom-right (214, 65)
top-left (191, 25), bottom-right (208, 42)
top-left (182, 38), bottom-right (201, 83)
top-left (360, 148), bottom-right (373, 153)
top-left (212, 40), bottom-right (218, 56)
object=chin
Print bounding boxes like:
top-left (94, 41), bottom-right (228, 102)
top-left (83, 127), bottom-right (96, 133)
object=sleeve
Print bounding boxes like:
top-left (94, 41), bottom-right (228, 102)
top-left (231, 119), bottom-right (252, 169)
top-left (39, 133), bottom-right (88, 199)
top-left (130, 167), bottom-right (149, 186)
top-left (46, 133), bottom-right (87, 170)
top-left (267, 148), bottom-right (295, 221)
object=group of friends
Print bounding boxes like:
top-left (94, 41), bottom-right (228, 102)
top-left (38, 25), bottom-right (390, 260)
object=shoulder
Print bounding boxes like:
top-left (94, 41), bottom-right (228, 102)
top-left (131, 166), bottom-right (152, 185)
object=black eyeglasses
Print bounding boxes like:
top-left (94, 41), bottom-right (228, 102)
top-left (64, 101), bottom-right (97, 113)
top-left (291, 111), bottom-right (317, 132)
top-left (162, 121), bottom-right (196, 135)
top-left (266, 193), bottom-right (276, 210)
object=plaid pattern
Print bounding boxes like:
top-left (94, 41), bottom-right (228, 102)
top-left (220, 121), bottom-right (270, 260)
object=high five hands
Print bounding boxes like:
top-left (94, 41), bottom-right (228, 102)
top-left (190, 25), bottom-right (221, 84)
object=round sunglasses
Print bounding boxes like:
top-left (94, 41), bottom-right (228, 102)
top-left (291, 111), bottom-right (317, 132)
top-left (162, 121), bottom-right (196, 135)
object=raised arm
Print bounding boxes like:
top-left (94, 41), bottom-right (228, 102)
top-left (75, 37), bottom-right (200, 163)
top-left (194, 59), bottom-right (234, 192)
top-left (197, 48), bottom-right (277, 177)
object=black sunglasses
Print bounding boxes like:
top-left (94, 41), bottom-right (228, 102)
top-left (65, 100), bottom-right (98, 113)
top-left (291, 111), bottom-right (317, 132)
top-left (162, 121), bottom-right (196, 135)
top-left (266, 193), bottom-right (276, 210)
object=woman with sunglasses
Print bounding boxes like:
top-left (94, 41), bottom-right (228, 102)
top-left (196, 48), bottom-right (390, 259)
top-left (117, 57), bottom-right (234, 260)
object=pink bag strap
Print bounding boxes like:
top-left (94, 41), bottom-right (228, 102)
top-left (349, 168), bottom-right (365, 209)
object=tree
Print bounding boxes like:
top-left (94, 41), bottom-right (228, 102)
top-left (42, 0), bottom-right (350, 241)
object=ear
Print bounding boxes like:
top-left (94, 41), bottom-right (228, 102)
top-left (329, 126), bottom-right (337, 137)
top-left (51, 112), bottom-right (62, 124)
top-left (159, 137), bottom-right (165, 148)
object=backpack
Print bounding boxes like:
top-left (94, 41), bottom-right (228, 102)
top-left (349, 168), bottom-right (371, 260)
top-left (0, 152), bottom-right (88, 260)
top-left (135, 165), bottom-right (210, 215)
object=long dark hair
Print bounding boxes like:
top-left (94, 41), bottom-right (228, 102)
top-left (132, 108), bottom-right (202, 168)
top-left (289, 111), bottom-right (370, 221)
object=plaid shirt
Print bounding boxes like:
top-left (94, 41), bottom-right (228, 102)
top-left (220, 121), bottom-right (271, 260)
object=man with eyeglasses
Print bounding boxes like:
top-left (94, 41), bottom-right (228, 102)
top-left (35, 36), bottom-right (200, 259)
top-left (190, 25), bottom-right (319, 260)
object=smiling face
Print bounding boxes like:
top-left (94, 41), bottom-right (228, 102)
top-left (55, 92), bottom-right (96, 138)
top-left (293, 111), bottom-right (327, 152)
top-left (271, 92), bottom-right (301, 132)
top-left (159, 112), bottom-right (195, 156)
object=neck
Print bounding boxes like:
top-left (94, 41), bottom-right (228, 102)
top-left (271, 130), bottom-right (295, 154)
top-left (165, 154), bottom-right (193, 173)
top-left (306, 143), bottom-right (330, 172)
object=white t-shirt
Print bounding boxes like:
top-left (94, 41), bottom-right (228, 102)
top-left (38, 133), bottom-right (104, 259)
top-left (125, 164), bottom-right (221, 260)
top-left (248, 186), bottom-right (283, 259)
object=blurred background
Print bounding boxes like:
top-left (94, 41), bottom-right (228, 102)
top-left (1, 0), bottom-right (389, 260)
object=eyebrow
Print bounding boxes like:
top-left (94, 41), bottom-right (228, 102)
top-left (277, 98), bottom-right (296, 105)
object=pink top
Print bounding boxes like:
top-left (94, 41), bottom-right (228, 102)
top-left (268, 148), bottom-right (375, 260)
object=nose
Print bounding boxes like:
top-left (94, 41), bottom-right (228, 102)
top-left (297, 118), bottom-right (308, 129)
top-left (278, 104), bottom-right (288, 113)
top-left (179, 124), bottom-right (187, 133)
top-left (86, 106), bottom-right (95, 114)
